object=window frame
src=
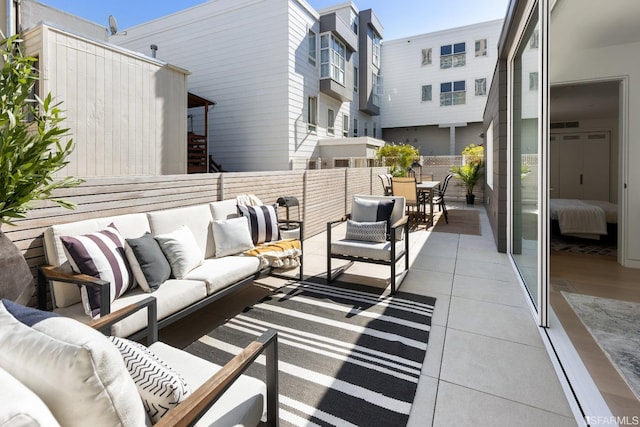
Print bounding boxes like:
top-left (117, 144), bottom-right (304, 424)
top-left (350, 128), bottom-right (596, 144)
top-left (475, 78), bottom-right (487, 96)
top-left (440, 80), bottom-right (466, 106)
top-left (440, 42), bottom-right (466, 69)
top-left (327, 108), bottom-right (335, 136)
top-left (320, 33), bottom-right (346, 86)
top-left (343, 114), bottom-right (349, 137)
top-left (475, 38), bottom-right (488, 57)
top-left (307, 96), bottom-right (318, 132)
top-left (421, 48), bottom-right (432, 66)
top-left (421, 84), bottom-right (432, 101)
top-left (308, 30), bottom-right (317, 66)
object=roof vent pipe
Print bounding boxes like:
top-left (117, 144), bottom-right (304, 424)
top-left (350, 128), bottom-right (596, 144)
top-left (150, 44), bottom-right (158, 58)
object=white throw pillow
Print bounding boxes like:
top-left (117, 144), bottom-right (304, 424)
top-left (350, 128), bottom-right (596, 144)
top-left (155, 225), bottom-right (205, 279)
top-left (0, 300), bottom-right (146, 427)
top-left (109, 336), bottom-right (191, 423)
top-left (0, 366), bottom-right (61, 427)
top-left (211, 216), bottom-right (255, 257)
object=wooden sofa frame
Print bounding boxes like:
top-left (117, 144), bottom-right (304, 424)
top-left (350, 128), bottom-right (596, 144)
top-left (90, 297), bottom-right (280, 426)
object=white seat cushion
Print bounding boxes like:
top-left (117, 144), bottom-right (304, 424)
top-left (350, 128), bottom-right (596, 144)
top-left (186, 256), bottom-right (261, 295)
top-left (149, 341), bottom-right (266, 427)
top-left (0, 301), bottom-right (146, 427)
top-left (331, 239), bottom-right (405, 261)
top-left (0, 366), bottom-right (61, 427)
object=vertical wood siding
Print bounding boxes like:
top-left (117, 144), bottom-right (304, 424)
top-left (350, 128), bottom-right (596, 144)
top-left (23, 24), bottom-right (188, 177)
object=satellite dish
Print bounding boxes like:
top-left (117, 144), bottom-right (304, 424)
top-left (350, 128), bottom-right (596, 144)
top-left (108, 15), bottom-right (118, 36)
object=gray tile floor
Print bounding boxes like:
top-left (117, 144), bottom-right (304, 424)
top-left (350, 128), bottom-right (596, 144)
top-left (299, 202), bottom-right (578, 427)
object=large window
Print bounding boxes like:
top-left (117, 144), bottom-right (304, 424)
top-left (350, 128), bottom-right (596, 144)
top-left (307, 96), bottom-right (317, 132)
top-left (421, 48), bottom-right (432, 65)
top-left (372, 34), bottom-right (381, 67)
top-left (440, 42), bottom-right (466, 68)
top-left (475, 78), bottom-right (487, 96)
top-left (421, 85), bottom-right (432, 101)
top-left (440, 80), bottom-right (466, 106)
top-left (372, 73), bottom-right (383, 106)
top-left (308, 30), bottom-right (317, 66)
top-left (320, 34), bottom-right (346, 85)
top-left (343, 114), bottom-right (349, 137)
top-left (327, 109), bottom-right (335, 136)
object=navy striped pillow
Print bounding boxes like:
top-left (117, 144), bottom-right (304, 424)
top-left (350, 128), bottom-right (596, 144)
top-left (61, 223), bottom-right (134, 318)
top-left (238, 204), bottom-right (280, 245)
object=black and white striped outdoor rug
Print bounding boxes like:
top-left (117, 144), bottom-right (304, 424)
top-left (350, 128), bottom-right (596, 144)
top-left (185, 280), bottom-right (436, 426)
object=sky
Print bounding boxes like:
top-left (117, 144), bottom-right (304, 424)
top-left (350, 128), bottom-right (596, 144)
top-left (36, 0), bottom-right (509, 41)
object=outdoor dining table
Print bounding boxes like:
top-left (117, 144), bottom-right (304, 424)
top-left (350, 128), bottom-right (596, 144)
top-left (417, 180), bottom-right (441, 227)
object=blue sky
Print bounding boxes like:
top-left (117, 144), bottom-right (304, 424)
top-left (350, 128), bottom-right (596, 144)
top-left (36, 0), bottom-right (509, 41)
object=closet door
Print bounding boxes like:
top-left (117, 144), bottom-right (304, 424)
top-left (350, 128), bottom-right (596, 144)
top-left (582, 133), bottom-right (610, 200)
top-left (557, 135), bottom-right (583, 198)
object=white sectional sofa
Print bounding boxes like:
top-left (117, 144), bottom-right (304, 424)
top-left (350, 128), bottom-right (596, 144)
top-left (38, 199), bottom-right (302, 338)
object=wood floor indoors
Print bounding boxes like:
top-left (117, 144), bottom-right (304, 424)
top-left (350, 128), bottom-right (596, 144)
top-left (550, 251), bottom-right (640, 421)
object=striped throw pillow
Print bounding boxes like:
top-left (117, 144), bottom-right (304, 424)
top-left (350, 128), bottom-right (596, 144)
top-left (238, 204), bottom-right (280, 245)
top-left (60, 223), bottom-right (134, 318)
top-left (109, 336), bottom-right (191, 423)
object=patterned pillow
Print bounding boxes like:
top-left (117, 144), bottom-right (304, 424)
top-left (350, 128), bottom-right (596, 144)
top-left (60, 223), bottom-right (134, 318)
top-left (154, 225), bottom-right (204, 279)
top-left (351, 198), bottom-right (396, 239)
top-left (238, 204), bottom-right (280, 245)
top-left (345, 220), bottom-right (388, 242)
top-left (125, 232), bottom-right (171, 292)
top-left (109, 336), bottom-right (191, 423)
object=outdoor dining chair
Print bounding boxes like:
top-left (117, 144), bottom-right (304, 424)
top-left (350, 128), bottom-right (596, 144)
top-left (391, 176), bottom-right (427, 228)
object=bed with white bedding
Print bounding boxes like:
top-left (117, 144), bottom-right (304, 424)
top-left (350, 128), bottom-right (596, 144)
top-left (549, 199), bottom-right (618, 240)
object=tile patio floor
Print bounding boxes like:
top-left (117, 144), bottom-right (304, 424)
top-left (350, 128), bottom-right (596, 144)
top-left (299, 202), bottom-right (578, 427)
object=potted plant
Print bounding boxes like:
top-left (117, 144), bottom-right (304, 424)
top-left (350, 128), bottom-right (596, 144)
top-left (450, 144), bottom-right (484, 205)
top-left (0, 35), bottom-right (81, 304)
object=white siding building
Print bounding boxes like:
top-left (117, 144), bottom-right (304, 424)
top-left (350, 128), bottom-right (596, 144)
top-left (115, 0), bottom-right (385, 172)
top-left (380, 19), bottom-right (503, 156)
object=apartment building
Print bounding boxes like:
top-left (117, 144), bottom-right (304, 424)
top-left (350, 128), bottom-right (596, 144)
top-left (114, 0), bottom-right (385, 172)
top-left (380, 20), bottom-right (503, 156)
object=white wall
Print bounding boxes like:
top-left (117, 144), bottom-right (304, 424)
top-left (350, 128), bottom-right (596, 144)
top-left (380, 20), bottom-right (502, 128)
top-left (24, 24), bottom-right (188, 177)
top-left (551, 40), bottom-right (640, 264)
top-left (21, 0), bottom-right (108, 41)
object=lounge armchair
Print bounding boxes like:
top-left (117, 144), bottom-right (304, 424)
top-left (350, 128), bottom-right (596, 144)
top-left (0, 296), bottom-right (279, 426)
top-left (327, 195), bottom-right (409, 294)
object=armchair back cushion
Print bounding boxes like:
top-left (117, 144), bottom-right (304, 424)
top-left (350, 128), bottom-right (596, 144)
top-left (0, 366), bottom-right (61, 427)
top-left (351, 195), bottom-right (406, 241)
top-left (44, 213), bottom-right (151, 309)
top-left (0, 300), bottom-right (147, 427)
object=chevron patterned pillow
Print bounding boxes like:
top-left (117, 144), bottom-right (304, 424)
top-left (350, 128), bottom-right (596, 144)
top-left (345, 220), bottom-right (388, 242)
top-left (109, 336), bottom-right (191, 423)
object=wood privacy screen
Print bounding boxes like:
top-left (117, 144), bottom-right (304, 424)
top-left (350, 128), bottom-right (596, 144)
top-left (6, 168), bottom-right (388, 306)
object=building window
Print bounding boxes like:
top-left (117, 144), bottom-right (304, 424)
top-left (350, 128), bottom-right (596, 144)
top-left (308, 30), bottom-right (317, 66)
top-left (421, 85), bottom-right (432, 101)
top-left (530, 29), bottom-right (539, 49)
top-left (475, 78), bottom-right (487, 96)
top-left (343, 114), bottom-right (349, 137)
top-left (421, 48), bottom-right (432, 65)
top-left (320, 33), bottom-right (346, 85)
top-left (475, 39), bottom-right (487, 57)
top-left (307, 96), bottom-right (317, 132)
top-left (354, 66), bottom-right (359, 93)
top-left (353, 118), bottom-right (358, 136)
top-left (440, 80), bottom-right (466, 106)
top-left (529, 72), bottom-right (538, 90)
top-left (372, 34), bottom-right (381, 67)
top-left (440, 42), bottom-right (466, 69)
top-left (351, 14), bottom-right (358, 35)
top-left (372, 73), bottom-right (383, 106)
top-left (364, 122), bottom-right (368, 136)
top-left (327, 109), bottom-right (335, 136)
top-left (373, 123), bottom-right (377, 138)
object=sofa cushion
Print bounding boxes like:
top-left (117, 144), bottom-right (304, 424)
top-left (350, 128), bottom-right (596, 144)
top-left (238, 204), bottom-right (280, 245)
top-left (110, 336), bottom-right (191, 423)
top-left (345, 219), bottom-right (387, 243)
top-left (0, 366), bottom-right (61, 427)
top-left (60, 223), bottom-right (135, 318)
top-left (150, 341), bottom-right (266, 427)
top-left (147, 205), bottom-right (215, 259)
top-left (0, 300), bottom-right (146, 427)
top-left (211, 217), bottom-right (254, 257)
top-left (186, 256), bottom-right (261, 295)
top-left (125, 232), bottom-right (171, 292)
top-left (44, 213), bottom-right (151, 309)
top-left (155, 225), bottom-right (205, 279)
top-left (330, 239), bottom-right (405, 262)
top-left (210, 199), bottom-right (241, 221)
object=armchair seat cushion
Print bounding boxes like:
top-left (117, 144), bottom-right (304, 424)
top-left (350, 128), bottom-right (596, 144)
top-left (150, 341), bottom-right (266, 427)
top-left (186, 256), bottom-right (261, 295)
top-left (331, 239), bottom-right (405, 261)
